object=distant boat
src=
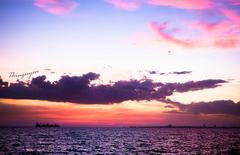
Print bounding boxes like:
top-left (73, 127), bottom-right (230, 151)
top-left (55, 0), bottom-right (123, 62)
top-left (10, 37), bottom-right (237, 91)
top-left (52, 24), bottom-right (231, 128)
top-left (35, 122), bottom-right (60, 127)
top-left (167, 124), bottom-right (173, 128)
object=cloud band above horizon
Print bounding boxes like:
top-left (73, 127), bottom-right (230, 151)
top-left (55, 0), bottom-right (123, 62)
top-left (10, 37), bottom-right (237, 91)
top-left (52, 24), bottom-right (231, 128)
top-left (0, 72), bottom-right (226, 104)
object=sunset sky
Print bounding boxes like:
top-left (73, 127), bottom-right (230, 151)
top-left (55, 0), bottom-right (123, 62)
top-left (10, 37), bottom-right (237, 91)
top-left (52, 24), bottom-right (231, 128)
top-left (0, 0), bottom-right (240, 126)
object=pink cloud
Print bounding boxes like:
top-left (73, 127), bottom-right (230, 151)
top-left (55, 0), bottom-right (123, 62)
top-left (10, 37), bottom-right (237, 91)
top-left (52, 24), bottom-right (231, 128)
top-left (190, 9), bottom-right (240, 48)
top-left (191, 21), bottom-right (233, 35)
top-left (150, 22), bottom-right (195, 48)
top-left (104, 0), bottom-right (240, 49)
top-left (229, 0), bottom-right (240, 5)
top-left (106, 0), bottom-right (141, 10)
top-left (222, 9), bottom-right (240, 25)
top-left (150, 20), bottom-right (240, 48)
top-left (147, 0), bottom-right (213, 9)
top-left (214, 38), bottom-right (239, 48)
top-left (192, 22), bottom-right (219, 32)
top-left (193, 22), bottom-right (240, 48)
top-left (34, 0), bottom-right (79, 15)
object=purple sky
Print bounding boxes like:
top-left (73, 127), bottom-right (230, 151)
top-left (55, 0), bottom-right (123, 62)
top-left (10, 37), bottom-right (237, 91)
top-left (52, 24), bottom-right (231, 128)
top-left (0, 0), bottom-right (240, 126)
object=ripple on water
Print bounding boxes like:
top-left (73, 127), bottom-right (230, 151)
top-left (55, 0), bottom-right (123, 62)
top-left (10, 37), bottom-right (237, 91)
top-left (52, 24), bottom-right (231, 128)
top-left (0, 128), bottom-right (240, 154)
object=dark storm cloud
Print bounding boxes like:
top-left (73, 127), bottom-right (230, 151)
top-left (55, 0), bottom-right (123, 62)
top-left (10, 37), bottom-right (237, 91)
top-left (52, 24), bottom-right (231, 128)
top-left (183, 100), bottom-right (240, 116)
top-left (164, 105), bottom-right (175, 108)
top-left (172, 79), bottom-right (226, 92)
top-left (0, 72), bottom-right (226, 104)
top-left (159, 98), bottom-right (187, 110)
top-left (164, 99), bottom-right (240, 116)
top-left (0, 78), bottom-right (8, 87)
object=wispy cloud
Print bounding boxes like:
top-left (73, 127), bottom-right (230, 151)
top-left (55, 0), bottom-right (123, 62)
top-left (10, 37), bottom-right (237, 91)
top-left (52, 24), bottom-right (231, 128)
top-left (229, 0), bottom-right (240, 6)
top-left (44, 68), bottom-right (51, 71)
top-left (105, 0), bottom-right (240, 49)
top-left (105, 0), bottom-right (141, 10)
top-left (222, 9), bottom-right (240, 25)
top-left (150, 22), bottom-right (195, 48)
top-left (151, 18), bottom-right (240, 48)
top-left (34, 0), bottom-right (79, 15)
top-left (146, 70), bottom-right (192, 75)
top-left (147, 0), bottom-right (213, 9)
top-left (172, 71), bottom-right (192, 75)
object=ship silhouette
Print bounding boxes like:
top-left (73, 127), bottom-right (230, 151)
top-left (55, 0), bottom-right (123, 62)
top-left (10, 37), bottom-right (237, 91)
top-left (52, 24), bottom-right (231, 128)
top-left (35, 122), bottom-right (60, 127)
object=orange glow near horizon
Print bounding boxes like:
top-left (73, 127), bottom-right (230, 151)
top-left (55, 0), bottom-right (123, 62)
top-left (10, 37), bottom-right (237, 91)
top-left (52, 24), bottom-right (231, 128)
top-left (1, 99), bottom-right (239, 127)
top-left (0, 99), bottom-right (169, 126)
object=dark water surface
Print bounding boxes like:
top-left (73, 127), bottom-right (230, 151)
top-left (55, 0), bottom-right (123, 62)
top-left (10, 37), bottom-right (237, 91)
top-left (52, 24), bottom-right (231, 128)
top-left (0, 127), bottom-right (240, 154)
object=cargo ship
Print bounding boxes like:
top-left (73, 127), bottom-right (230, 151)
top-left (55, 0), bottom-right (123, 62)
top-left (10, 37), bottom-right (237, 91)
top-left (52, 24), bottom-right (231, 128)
top-left (35, 122), bottom-right (60, 127)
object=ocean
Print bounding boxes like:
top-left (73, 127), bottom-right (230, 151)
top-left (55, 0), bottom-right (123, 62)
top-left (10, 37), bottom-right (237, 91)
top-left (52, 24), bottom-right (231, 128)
top-left (0, 127), bottom-right (240, 154)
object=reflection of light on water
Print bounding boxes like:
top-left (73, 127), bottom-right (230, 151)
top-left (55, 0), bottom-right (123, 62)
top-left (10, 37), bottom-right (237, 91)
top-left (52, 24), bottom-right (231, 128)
top-left (0, 128), bottom-right (240, 154)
